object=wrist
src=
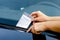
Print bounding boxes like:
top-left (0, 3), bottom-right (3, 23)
top-left (46, 16), bottom-right (53, 21)
top-left (43, 22), bottom-right (51, 31)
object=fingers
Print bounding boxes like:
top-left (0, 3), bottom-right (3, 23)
top-left (31, 11), bottom-right (39, 18)
top-left (31, 11), bottom-right (47, 17)
top-left (31, 11), bottom-right (41, 16)
top-left (31, 26), bottom-right (36, 34)
top-left (27, 26), bottom-right (32, 32)
top-left (32, 18), bottom-right (39, 22)
top-left (27, 25), bottom-right (36, 33)
top-left (27, 21), bottom-right (35, 32)
top-left (27, 24), bottom-right (41, 34)
top-left (31, 12), bottom-right (38, 16)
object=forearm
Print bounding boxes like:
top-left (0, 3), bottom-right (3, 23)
top-left (45, 21), bottom-right (60, 33)
top-left (48, 16), bottom-right (60, 21)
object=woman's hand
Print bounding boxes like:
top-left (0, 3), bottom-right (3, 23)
top-left (27, 22), bottom-right (48, 34)
top-left (31, 11), bottom-right (49, 22)
top-left (27, 11), bottom-right (49, 34)
top-left (27, 11), bottom-right (60, 34)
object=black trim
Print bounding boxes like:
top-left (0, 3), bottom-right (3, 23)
top-left (0, 23), bottom-right (27, 32)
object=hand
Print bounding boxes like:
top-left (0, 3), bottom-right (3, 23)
top-left (27, 22), bottom-right (48, 34)
top-left (31, 11), bottom-right (49, 22)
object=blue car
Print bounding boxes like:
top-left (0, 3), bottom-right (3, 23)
top-left (0, 0), bottom-right (60, 40)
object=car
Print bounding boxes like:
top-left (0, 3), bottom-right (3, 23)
top-left (0, 0), bottom-right (60, 40)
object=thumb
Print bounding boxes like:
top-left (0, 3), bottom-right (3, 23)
top-left (32, 18), bottom-right (39, 22)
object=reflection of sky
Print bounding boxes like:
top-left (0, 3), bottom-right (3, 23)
top-left (0, 0), bottom-right (41, 10)
top-left (0, 0), bottom-right (60, 40)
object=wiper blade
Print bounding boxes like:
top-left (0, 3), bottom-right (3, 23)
top-left (0, 23), bottom-right (27, 32)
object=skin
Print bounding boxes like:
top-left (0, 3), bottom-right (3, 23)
top-left (27, 11), bottom-right (60, 34)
